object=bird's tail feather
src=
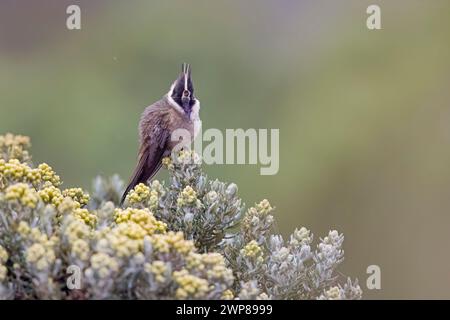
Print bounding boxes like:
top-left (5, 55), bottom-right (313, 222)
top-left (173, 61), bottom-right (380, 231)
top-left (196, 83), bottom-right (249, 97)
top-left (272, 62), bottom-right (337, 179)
top-left (120, 148), bottom-right (164, 206)
top-left (120, 149), bottom-right (149, 206)
top-left (120, 177), bottom-right (139, 206)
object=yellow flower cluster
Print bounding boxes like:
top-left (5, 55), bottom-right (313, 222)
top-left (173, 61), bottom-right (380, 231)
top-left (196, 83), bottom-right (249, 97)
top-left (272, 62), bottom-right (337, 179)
top-left (62, 188), bottom-right (90, 206)
top-left (322, 286), bottom-right (342, 300)
top-left (71, 239), bottom-right (90, 261)
top-left (150, 231), bottom-right (195, 255)
top-left (256, 199), bottom-right (272, 215)
top-left (0, 133), bottom-right (31, 162)
top-left (0, 159), bottom-right (38, 186)
top-left (116, 223), bottom-right (150, 242)
top-left (177, 186), bottom-right (197, 207)
top-left (16, 221), bottom-right (30, 236)
top-left (221, 289), bottom-right (234, 300)
top-left (0, 133), bottom-right (30, 149)
top-left (63, 216), bottom-right (92, 244)
top-left (98, 226), bottom-right (142, 257)
top-left (114, 208), bottom-right (166, 236)
top-left (87, 253), bottom-right (119, 279)
top-left (173, 269), bottom-right (210, 299)
top-left (125, 181), bottom-right (163, 209)
top-left (73, 208), bottom-right (98, 227)
top-left (59, 202), bottom-right (98, 227)
top-left (39, 187), bottom-right (89, 214)
top-left (241, 240), bottom-right (263, 260)
top-left (25, 242), bottom-right (56, 271)
top-left (185, 252), bottom-right (203, 270)
top-left (162, 149), bottom-right (203, 169)
top-left (175, 150), bottom-right (201, 164)
top-left (4, 183), bottom-right (39, 208)
top-left (58, 197), bottom-right (80, 214)
top-left (126, 183), bottom-right (150, 204)
top-left (185, 252), bottom-right (233, 285)
top-left (242, 199), bottom-right (274, 236)
top-left (93, 209), bottom-right (166, 258)
top-left (144, 260), bottom-right (167, 283)
top-left (201, 252), bottom-right (225, 265)
top-left (0, 159), bottom-right (60, 189)
top-left (37, 163), bottom-right (61, 187)
top-left (161, 156), bottom-right (173, 169)
top-left (176, 150), bottom-right (192, 163)
top-left (38, 186), bottom-right (64, 207)
top-left (149, 180), bottom-right (165, 208)
top-left (29, 227), bottom-right (59, 247)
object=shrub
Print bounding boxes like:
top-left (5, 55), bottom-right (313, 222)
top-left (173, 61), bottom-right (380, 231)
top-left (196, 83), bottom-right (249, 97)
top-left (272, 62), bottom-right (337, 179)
top-left (0, 133), bottom-right (361, 299)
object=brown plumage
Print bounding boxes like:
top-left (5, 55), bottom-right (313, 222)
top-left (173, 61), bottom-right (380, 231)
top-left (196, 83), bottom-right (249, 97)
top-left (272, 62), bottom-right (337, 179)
top-left (121, 64), bottom-right (200, 205)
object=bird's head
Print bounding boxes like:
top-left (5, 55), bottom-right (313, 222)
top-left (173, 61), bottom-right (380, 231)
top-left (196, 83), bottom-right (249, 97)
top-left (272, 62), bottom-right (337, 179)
top-left (167, 63), bottom-right (197, 115)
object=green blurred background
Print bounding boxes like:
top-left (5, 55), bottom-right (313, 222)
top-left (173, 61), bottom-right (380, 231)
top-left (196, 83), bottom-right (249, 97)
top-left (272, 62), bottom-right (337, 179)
top-left (1, 0), bottom-right (450, 299)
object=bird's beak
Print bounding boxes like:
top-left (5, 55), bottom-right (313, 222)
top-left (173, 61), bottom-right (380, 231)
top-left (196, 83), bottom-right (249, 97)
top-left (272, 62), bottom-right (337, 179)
top-left (180, 63), bottom-right (192, 107)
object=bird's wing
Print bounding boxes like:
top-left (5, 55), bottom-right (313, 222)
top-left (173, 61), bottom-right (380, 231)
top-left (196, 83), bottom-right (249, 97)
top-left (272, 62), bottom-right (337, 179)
top-left (120, 116), bottom-right (171, 205)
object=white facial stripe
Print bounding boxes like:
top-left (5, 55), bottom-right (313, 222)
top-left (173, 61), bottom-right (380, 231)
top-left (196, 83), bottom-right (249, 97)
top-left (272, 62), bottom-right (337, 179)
top-left (167, 82), bottom-right (184, 114)
top-left (167, 82), bottom-right (175, 97)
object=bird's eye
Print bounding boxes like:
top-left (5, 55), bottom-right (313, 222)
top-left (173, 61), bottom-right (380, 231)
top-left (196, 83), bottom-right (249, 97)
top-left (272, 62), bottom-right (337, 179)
top-left (183, 90), bottom-right (190, 97)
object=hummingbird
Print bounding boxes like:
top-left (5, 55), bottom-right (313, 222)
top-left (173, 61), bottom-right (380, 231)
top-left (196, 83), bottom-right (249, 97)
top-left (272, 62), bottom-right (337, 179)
top-left (120, 63), bottom-right (201, 205)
